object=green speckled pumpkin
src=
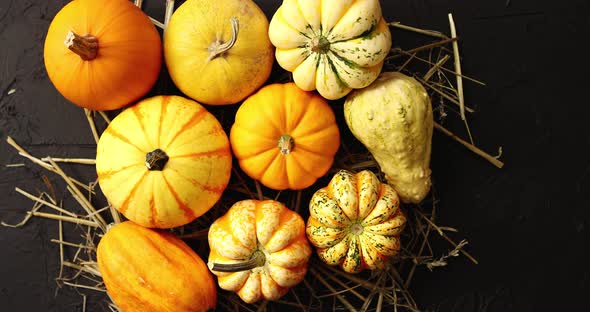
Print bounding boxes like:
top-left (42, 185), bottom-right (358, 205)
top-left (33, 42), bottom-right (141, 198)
top-left (268, 0), bottom-right (392, 100)
top-left (306, 169), bottom-right (406, 273)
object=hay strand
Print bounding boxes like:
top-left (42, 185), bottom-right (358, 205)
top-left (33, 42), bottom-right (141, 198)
top-left (434, 122), bottom-right (504, 168)
top-left (83, 109), bottom-right (100, 144)
top-left (447, 14), bottom-right (466, 121)
top-left (41, 157), bottom-right (95, 165)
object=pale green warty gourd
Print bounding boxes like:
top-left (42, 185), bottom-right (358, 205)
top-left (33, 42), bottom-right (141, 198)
top-left (344, 72), bottom-right (433, 203)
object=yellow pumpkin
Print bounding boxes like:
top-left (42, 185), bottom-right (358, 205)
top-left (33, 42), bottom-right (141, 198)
top-left (268, 0), bottom-right (392, 100)
top-left (208, 200), bottom-right (312, 304)
top-left (230, 83), bottom-right (340, 190)
top-left (97, 221), bottom-right (217, 312)
top-left (96, 95), bottom-right (232, 228)
top-left (164, 0), bottom-right (274, 105)
top-left (43, 0), bottom-right (161, 110)
top-left (306, 170), bottom-right (406, 273)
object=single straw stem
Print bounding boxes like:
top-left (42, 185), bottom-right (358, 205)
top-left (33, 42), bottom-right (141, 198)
top-left (434, 122), bottom-right (504, 168)
top-left (448, 13), bottom-right (465, 121)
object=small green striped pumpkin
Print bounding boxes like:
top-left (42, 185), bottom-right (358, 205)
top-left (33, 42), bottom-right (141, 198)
top-left (95, 95), bottom-right (232, 229)
top-left (306, 169), bottom-right (406, 273)
top-left (268, 0), bottom-right (392, 100)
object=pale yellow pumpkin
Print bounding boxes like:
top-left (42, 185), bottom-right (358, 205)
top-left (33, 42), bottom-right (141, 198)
top-left (268, 0), bottom-right (392, 100)
top-left (164, 0), bottom-right (274, 105)
top-left (344, 72), bottom-right (433, 203)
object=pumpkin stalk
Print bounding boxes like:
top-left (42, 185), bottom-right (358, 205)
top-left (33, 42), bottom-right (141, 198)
top-left (145, 149), bottom-right (169, 171)
top-left (278, 135), bottom-right (295, 155)
top-left (64, 31), bottom-right (98, 61)
top-left (349, 223), bottom-right (364, 235)
top-left (311, 36), bottom-right (330, 54)
top-left (207, 17), bottom-right (239, 61)
top-left (210, 250), bottom-right (266, 272)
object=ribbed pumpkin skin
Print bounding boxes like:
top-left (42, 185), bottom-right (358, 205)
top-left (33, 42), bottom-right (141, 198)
top-left (43, 0), bottom-right (161, 110)
top-left (97, 221), bottom-right (217, 312)
top-left (164, 0), bottom-right (274, 105)
top-left (96, 95), bottom-right (231, 228)
top-left (230, 83), bottom-right (340, 190)
top-left (306, 170), bottom-right (406, 273)
top-left (268, 0), bottom-right (391, 100)
top-left (208, 200), bottom-right (312, 304)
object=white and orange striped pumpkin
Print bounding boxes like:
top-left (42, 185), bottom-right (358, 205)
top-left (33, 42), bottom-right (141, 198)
top-left (208, 200), bottom-right (312, 304)
top-left (306, 170), bottom-right (406, 273)
top-left (95, 95), bottom-right (232, 228)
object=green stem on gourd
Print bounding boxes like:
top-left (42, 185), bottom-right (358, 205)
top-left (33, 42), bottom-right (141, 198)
top-left (278, 135), bottom-right (295, 155)
top-left (64, 31), bottom-right (98, 61)
top-left (145, 149), bottom-right (169, 171)
top-left (311, 36), bottom-right (330, 54)
top-left (207, 17), bottom-right (239, 61)
top-left (210, 250), bottom-right (266, 272)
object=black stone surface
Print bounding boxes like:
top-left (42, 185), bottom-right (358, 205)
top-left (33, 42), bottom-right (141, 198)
top-left (1, 0), bottom-right (588, 311)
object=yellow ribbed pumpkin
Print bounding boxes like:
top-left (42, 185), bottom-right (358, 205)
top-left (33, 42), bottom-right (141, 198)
top-left (97, 221), bottom-right (217, 312)
top-left (95, 95), bottom-right (232, 228)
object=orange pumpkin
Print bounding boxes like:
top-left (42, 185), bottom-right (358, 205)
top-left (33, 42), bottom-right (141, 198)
top-left (208, 200), bottom-right (312, 303)
top-left (230, 83), bottom-right (340, 190)
top-left (97, 221), bottom-right (217, 312)
top-left (96, 95), bottom-right (232, 228)
top-left (43, 0), bottom-right (161, 110)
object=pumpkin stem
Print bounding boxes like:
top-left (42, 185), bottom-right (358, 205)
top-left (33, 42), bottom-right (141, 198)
top-left (278, 135), bottom-right (295, 155)
top-left (207, 17), bottom-right (239, 61)
top-left (210, 250), bottom-right (266, 272)
top-left (349, 223), bottom-right (364, 235)
top-left (64, 31), bottom-right (98, 61)
top-left (311, 36), bottom-right (330, 54)
top-left (145, 149), bottom-right (169, 171)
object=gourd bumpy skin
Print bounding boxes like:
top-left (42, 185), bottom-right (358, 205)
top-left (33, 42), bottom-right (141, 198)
top-left (344, 72), bottom-right (433, 203)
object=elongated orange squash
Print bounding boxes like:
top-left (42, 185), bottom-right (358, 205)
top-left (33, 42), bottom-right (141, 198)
top-left (97, 221), bottom-right (217, 312)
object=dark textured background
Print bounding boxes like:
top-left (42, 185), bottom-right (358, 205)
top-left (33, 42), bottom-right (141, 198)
top-left (1, 0), bottom-right (588, 311)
